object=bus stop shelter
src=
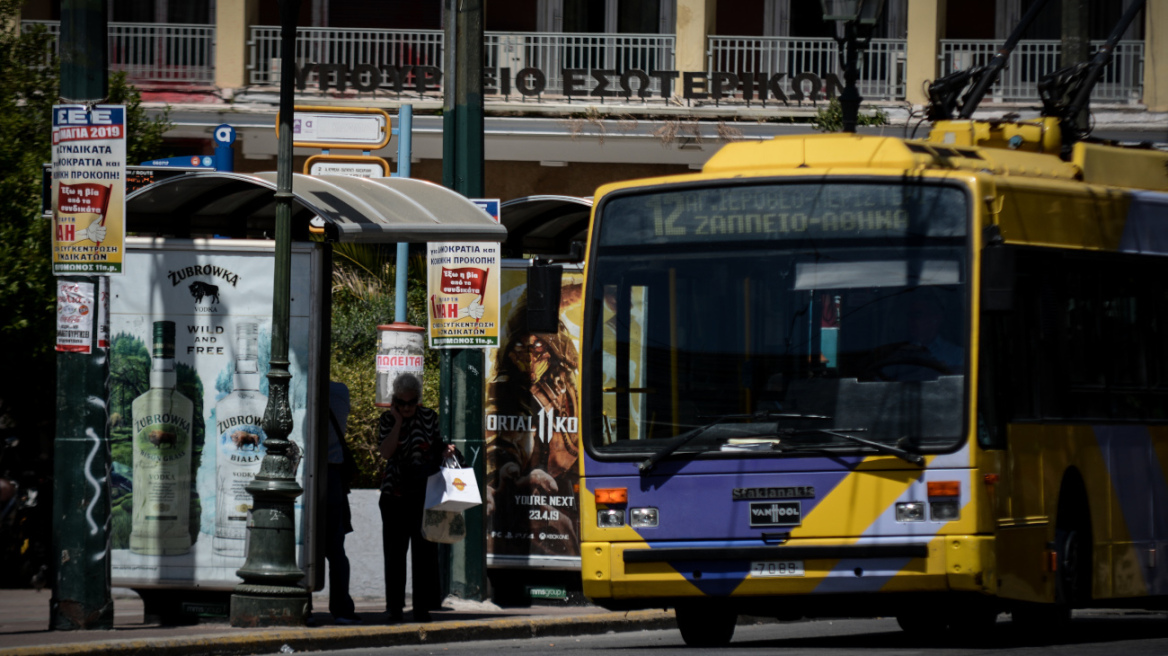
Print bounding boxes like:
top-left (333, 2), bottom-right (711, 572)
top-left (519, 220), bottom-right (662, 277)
top-left (110, 171), bottom-right (505, 619)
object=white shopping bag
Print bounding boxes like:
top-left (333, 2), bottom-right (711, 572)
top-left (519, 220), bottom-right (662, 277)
top-left (421, 508), bottom-right (466, 544)
top-left (424, 458), bottom-right (482, 512)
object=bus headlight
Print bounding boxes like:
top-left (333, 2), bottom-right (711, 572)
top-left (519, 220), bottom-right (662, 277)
top-left (629, 507), bottom-right (659, 527)
top-left (895, 502), bottom-right (926, 522)
top-left (930, 500), bottom-right (960, 521)
top-left (598, 509), bottom-right (625, 527)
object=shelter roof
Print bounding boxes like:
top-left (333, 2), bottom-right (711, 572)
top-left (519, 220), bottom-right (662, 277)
top-left (126, 172), bottom-right (508, 243)
top-left (499, 195), bottom-right (592, 258)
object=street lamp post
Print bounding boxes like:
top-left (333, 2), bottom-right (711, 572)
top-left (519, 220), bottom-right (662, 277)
top-left (229, 0), bottom-right (308, 627)
top-left (820, 0), bottom-right (886, 133)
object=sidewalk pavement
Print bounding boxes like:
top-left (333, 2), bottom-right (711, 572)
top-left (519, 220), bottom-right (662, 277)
top-left (0, 589), bottom-right (676, 656)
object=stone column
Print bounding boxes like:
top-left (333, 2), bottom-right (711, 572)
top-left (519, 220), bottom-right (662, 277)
top-left (674, 0), bottom-right (715, 89)
top-left (905, 0), bottom-right (945, 107)
top-left (215, 0), bottom-right (259, 94)
top-left (1145, 0), bottom-right (1168, 111)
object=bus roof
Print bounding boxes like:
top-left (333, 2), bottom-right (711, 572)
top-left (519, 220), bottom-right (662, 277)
top-left (702, 134), bottom-right (1075, 182)
top-left (699, 134), bottom-right (1168, 194)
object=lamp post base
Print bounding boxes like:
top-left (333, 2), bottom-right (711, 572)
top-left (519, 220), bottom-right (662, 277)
top-left (229, 586), bottom-right (309, 627)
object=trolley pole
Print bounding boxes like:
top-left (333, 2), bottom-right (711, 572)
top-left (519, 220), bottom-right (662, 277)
top-left (50, 0), bottom-right (113, 632)
top-left (441, 0), bottom-right (489, 602)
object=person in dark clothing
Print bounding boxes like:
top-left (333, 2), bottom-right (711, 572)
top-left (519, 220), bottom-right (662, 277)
top-left (326, 381), bottom-right (361, 625)
top-left (377, 373), bottom-right (455, 624)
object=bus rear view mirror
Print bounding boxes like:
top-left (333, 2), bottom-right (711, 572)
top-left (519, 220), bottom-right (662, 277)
top-left (981, 244), bottom-right (1015, 312)
top-left (527, 262), bottom-right (563, 333)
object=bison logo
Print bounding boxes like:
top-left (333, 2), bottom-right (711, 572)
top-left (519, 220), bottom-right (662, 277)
top-left (189, 281), bottom-right (220, 304)
top-left (231, 430), bottom-right (260, 450)
top-left (148, 430), bottom-right (177, 448)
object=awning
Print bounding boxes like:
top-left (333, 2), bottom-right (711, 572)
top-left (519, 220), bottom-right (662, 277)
top-left (499, 195), bottom-right (592, 257)
top-left (126, 171), bottom-right (508, 243)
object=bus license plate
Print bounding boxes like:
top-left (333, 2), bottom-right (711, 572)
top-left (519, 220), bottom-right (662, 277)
top-left (750, 560), bottom-right (805, 577)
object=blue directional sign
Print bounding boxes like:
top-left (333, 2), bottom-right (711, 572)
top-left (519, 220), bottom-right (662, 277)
top-left (141, 155), bottom-right (215, 168)
top-left (473, 198), bottom-right (501, 223)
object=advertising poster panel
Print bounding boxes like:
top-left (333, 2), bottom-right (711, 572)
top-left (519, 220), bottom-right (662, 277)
top-left (55, 280), bottom-right (96, 354)
top-left (426, 242), bottom-right (502, 348)
top-left (51, 104), bottom-right (126, 275)
top-left (484, 266), bottom-right (584, 566)
top-left (108, 238), bottom-right (322, 588)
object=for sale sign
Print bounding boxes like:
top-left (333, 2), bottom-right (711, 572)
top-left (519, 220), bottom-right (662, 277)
top-left (51, 105), bottom-right (127, 275)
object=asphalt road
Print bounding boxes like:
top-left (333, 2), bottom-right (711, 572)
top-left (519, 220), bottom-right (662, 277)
top-left (306, 611), bottom-right (1168, 656)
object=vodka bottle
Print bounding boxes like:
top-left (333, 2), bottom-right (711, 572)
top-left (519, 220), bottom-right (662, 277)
top-left (129, 321), bottom-right (194, 555)
top-left (213, 323), bottom-right (267, 557)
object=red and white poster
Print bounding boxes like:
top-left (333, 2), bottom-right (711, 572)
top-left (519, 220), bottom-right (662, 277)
top-left (51, 105), bottom-right (127, 275)
top-left (426, 242), bottom-right (501, 348)
top-left (56, 280), bottom-right (95, 353)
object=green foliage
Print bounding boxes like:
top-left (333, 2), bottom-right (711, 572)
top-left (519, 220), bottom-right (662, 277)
top-left (811, 97), bottom-right (890, 132)
top-left (330, 246), bottom-right (439, 488)
top-left (0, 4), bottom-right (172, 439)
top-left (0, 12), bottom-right (59, 436)
top-left (110, 495), bottom-right (133, 549)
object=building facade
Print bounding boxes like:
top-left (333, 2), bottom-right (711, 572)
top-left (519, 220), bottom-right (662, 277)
top-left (21, 0), bottom-right (1168, 200)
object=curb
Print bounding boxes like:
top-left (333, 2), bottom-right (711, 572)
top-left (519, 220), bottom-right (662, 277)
top-left (0, 610), bottom-right (676, 656)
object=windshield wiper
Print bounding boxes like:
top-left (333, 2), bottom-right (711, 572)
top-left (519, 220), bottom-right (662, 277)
top-left (810, 428), bottom-right (925, 465)
top-left (638, 411), bottom-right (831, 473)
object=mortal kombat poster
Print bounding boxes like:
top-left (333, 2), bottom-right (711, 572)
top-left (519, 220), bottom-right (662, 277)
top-left (485, 268), bottom-right (584, 562)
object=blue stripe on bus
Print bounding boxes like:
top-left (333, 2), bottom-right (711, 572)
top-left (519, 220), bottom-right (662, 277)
top-left (1093, 425), bottom-right (1168, 596)
top-left (1118, 192), bottom-right (1168, 256)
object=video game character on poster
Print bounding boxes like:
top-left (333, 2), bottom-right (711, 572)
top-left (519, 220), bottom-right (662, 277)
top-left (485, 280), bottom-right (583, 557)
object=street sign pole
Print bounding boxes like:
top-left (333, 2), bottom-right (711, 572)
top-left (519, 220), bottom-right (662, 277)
top-left (51, 0), bottom-right (113, 631)
top-left (442, 0), bottom-right (488, 602)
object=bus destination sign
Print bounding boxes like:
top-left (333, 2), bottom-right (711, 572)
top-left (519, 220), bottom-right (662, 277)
top-left (600, 184), bottom-right (966, 245)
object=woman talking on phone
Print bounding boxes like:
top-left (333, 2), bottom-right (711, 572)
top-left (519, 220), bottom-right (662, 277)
top-left (378, 373), bottom-right (456, 624)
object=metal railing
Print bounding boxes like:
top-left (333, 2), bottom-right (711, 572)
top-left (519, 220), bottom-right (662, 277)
top-left (708, 36), bottom-right (907, 101)
top-left (249, 26), bottom-right (443, 92)
top-left (485, 32), bottom-right (675, 97)
top-left (249, 27), bottom-right (675, 98)
top-left (940, 39), bottom-right (1144, 103)
top-left (22, 20), bottom-right (216, 85)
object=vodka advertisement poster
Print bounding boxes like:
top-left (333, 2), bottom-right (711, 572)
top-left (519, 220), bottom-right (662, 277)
top-left (51, 104), bottom-right (127, 275)
top-left (484, 267), bottom-right (584, 566)
top-left (107, 238), bottom-right (322, 588)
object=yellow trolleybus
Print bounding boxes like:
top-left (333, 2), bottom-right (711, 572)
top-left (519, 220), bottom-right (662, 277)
top-left (575, 126), bottom-right (1168, 645)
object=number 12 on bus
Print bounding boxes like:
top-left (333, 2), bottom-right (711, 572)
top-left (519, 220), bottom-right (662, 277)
top-left (575, 132), bottom-right (1168, 646)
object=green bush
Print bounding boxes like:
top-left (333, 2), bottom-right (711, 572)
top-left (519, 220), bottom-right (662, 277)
top-left (0, 4), bottom-right (171, 442)
top-left (812, 97), bottom-right (889, 132)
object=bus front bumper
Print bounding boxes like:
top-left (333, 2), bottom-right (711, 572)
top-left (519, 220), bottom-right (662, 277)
top-left (581, 535), bottom-right (996, 604)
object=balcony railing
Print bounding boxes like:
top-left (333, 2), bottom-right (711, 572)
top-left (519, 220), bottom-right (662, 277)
top-left (22, 20), bottom-right (216, 85)
top-left (940, 39), bottom-right (1144, 103)
top-left (249, 27), bottom-right (675, 99)
top-left (485, 32), bottom-right (675, 98)
top-left (709, 36), bottom-right (907, 102)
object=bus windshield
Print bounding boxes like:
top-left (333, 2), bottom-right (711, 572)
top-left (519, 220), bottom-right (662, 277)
top-left (586, 180), bottom-right (970, 459)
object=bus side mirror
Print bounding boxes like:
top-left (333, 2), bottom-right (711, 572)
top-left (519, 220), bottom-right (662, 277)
top-left (981, 244), bottom-right (1015, 312)
top-left (527, 262), bottom-right (563, 333)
